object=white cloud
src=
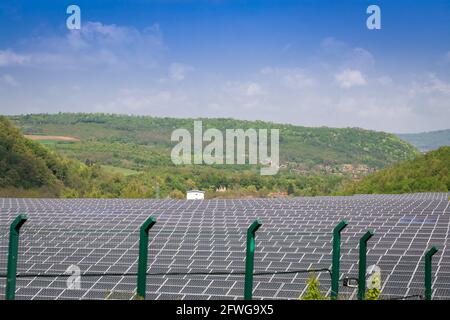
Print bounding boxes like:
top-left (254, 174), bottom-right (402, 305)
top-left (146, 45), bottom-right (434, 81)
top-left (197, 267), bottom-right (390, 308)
top-left (376, 75), bottom-right (393, 86)
top-left (0, 74), bottom-right (19, 86)
top-left (1, 30), bottom-right (448, 133)
top-left (245, 82), bottom-right (264, 96)
top-left (319, 38), bottom-right (375, 71)
top-left (168, 63), bottom-right (193, 81)
top-left (410, 74), bottom-right (450, 96)
top-left (93, 88), bottom-right (188, 114)
top-left (445, 51), bottom-right (450, 63)
top-left (349, 48), bottom-right (375, 68)
top-left (0, 22), bottom-right (164, 71)
top-left (224, 81), bottom-right (264, 97)
top-left (0, 50), bottom-right (30, 67)
top-left (260, 67), bottom-right (316, 89)
top-left (335, 69), bottom-right (367, 88)
top-left (320, 37), bottom-right (347, 52)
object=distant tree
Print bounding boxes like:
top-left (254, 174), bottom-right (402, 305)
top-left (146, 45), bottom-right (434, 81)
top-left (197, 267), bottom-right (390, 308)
top-left (169, 189), bottom-right (185, 199)
top-left (287, 183), bottom-right (295, 195)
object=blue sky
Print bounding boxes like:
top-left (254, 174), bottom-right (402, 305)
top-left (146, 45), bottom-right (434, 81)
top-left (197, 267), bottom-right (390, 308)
top-left (0, 0), bottom-right (449, 133)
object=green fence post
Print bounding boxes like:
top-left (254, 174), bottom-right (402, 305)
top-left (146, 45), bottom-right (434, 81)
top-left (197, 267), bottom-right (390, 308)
top-left (244, 220), bottom-right (262, 300)
top-left (358, 230), bottom-right (374, 300)
top-left (6, 214), bottom-right (28, 300)
top-left (136, 216), bottom-right (156, 300)
top-left (424, 246), bottom-right (438, 300)
top-left (331, 220), bottom-right (348, 300)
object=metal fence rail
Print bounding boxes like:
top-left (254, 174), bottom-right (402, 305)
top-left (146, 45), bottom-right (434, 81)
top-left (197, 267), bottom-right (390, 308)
top-left (0, 214), bottom-right (441, 300)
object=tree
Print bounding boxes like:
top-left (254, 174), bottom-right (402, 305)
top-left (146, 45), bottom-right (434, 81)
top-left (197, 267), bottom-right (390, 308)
top-left (287, 183), bottom-right (295, 195)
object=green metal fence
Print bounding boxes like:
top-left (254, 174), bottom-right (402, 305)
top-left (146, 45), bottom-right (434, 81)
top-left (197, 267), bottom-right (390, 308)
top-left (0, 215), bottom-right (441, 300)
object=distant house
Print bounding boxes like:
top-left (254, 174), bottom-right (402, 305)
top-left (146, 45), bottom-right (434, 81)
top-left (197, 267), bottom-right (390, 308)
top-left (186, 190), bottom-right (205, 200)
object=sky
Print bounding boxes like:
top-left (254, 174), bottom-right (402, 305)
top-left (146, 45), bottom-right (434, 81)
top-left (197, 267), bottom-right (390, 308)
top-left (0, 0), bottom-right (449, 133)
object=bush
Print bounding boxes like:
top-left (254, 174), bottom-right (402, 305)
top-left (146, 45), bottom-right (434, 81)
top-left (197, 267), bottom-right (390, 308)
top-left (366, 288), bottom-right (381, 300)
top-left (300, 274), bottom-right (327, 300)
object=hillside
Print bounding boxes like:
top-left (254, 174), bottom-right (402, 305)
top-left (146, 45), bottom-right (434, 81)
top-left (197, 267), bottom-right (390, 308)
top-left (397, 129), bottom-right (450, 152)
top-left (0, 116), bottom-right (124, 198)
top-left (338, 147), bottom-right (450, 195)
top-left (10, 113), bottom-right (419, 175)
top-left (0, 116), bottom-right (348, 198)
top-left (0, 115), bottom-right (62, 196)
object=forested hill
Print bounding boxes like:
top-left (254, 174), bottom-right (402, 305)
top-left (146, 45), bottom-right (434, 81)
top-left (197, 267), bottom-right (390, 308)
top-left (9, 113), bottom-right (419, 173)
top-left (0, 116), bottom-right (118, 198)
top-left (0, 115), bottom-right (61, 194)
top-left (338, 147), bottom-right (450, 195)
top-left (0, 116), bottom-right (348, 198)
top-left (397, 129), bottom-right (450, 152)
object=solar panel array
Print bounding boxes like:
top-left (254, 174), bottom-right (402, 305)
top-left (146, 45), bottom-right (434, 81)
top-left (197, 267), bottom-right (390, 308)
top-left (1, 193), bottom-right (449, 300)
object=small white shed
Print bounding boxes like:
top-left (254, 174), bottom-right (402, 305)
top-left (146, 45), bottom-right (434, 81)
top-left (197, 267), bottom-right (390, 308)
top-left (186, 190), bottom-right (205, 200)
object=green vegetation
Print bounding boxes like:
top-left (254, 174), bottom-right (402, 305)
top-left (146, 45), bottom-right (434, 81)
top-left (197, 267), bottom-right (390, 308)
top-left (10, 113), bottom-right (419, 172)
top-left (7, 113), bottom-right (447, 199)
top-left (124, 166), bottom-right (346, 198)
top-left (101, 165), bottom-right (139, 176)
top-left (300, 274), bottom-right (327, 300)
top-left (366, 288), bottom-right (381, 300)
top-left (0, 115), bottom-right (122, 197)
top-left (397, 129), bottom-right (450, 152)
top-left (338, 147), bottom-right (450, 195)
top-left (0, 116), bottom-right (347, 198)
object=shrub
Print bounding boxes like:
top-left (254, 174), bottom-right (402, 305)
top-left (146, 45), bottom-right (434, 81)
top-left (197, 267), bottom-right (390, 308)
top-left (300, 274), bottom-right (327, 300)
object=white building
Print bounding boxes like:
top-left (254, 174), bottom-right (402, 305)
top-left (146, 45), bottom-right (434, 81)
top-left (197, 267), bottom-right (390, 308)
top-left (186, 190), bottom-right (205, 200)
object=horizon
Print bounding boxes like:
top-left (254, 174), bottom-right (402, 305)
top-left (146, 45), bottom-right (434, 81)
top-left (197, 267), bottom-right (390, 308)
top-left (1, 1), bottom-right (450, 133)
top-left (7, 111), bottom-right (450, 135)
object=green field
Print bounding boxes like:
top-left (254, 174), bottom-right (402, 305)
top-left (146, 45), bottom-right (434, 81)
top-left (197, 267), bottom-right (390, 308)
top-left (101, 165), bottom-right (139, 176)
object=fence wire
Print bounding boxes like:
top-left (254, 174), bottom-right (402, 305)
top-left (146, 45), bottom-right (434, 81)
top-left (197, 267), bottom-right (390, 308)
top-left (0, 213), bottom-right (442, 300)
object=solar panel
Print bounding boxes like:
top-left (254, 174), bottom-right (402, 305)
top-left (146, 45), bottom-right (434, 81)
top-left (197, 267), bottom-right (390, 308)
top-left (0, 193), bottom-right (449, 300)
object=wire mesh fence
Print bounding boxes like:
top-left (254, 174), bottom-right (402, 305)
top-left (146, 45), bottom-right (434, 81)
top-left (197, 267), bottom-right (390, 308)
top-left (0, 223), bottom-right (335, 300)
top-left (1, 195), bottom-right (449, 300)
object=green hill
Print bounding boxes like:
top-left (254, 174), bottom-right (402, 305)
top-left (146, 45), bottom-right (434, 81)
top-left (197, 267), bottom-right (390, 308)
top-left (0, 116), bottom-right (122, 198)
top-left (0, 115), bottom-right (62, 195)
top-left (4, 113), bottom-right (428, 199)
top-left (397, 129), bottom-right (450, 152)
top-left (338, 147), bottom-right (450, 195)
top-left (0, 116), bottom-right (346, 198)
top-left (10, 113), bottom-right (419, 174)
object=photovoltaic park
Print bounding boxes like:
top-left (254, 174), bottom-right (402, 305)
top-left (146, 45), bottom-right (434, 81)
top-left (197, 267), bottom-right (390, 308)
top-left (1, 193), bottom-right (449, 300)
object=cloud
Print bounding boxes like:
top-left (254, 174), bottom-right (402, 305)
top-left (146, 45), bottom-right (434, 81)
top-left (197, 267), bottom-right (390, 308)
top-left (445, 51), bottom-right (450, 63)
top-left (376, 75), bottom-right (393, 86)
top-left (260, 67), bottom-right (316, 89)
top-left (224, 81), bottom-right (264, 97)
top-left (0, 22), bottom-right (164, 70)
top-left (410, 74), bottom-right (450, 96)
top-left (0, 74), bottom-right (19, 86)
top-left (320, 37), bottom-right (347, 52)
top-left (168, 63), bottom-right (193, 81)
top-left (0, 49), bottom-right (30, 66)
top-left (245, 82), bottom-right (264, 96)
top-left (349, 48), bottom-right (375, 68)
top-left (335, 69), bottom-right (367, 88)
top-left (319, 38), bottom-right (375, 71)
top-left (93, 88), bottom-right (188, 114)
top-left (1, 29), bottom-right (448, 133)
